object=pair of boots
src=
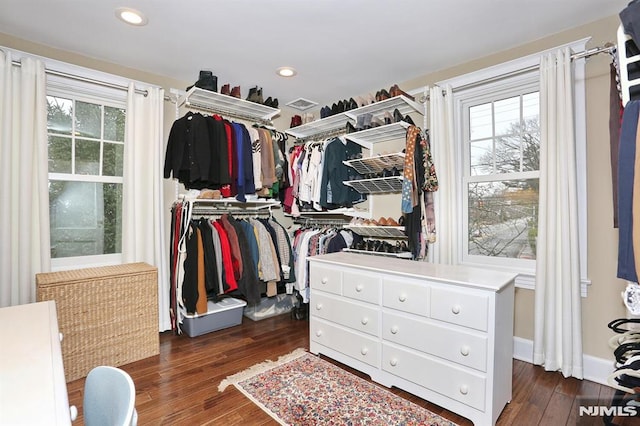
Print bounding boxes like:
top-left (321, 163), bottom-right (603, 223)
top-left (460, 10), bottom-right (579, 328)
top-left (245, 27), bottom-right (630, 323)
top-left (246, 86), bottom-right (263, 103)
top-left (220, 84), bottom-right (241, 98)
top-left (246, 87), bottom-right (279, 108)
top-left (186, 70), bottom-right (217, 92)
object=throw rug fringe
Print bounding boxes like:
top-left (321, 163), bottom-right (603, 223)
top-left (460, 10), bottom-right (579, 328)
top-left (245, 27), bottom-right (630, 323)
top-left (218, 348), bottom-right (458, 426)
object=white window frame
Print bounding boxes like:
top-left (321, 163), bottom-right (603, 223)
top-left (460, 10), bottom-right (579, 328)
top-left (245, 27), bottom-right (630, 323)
top-left (459, 74), bottom-right (540, 271)
top-left (437, 38), bottom-right (591, 295)
top-left (47, 82), bottom-right (127, 271)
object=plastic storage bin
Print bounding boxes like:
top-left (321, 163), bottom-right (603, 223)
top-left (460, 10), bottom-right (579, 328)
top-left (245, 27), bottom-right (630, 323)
top-left (180, 298), bottom-right (247, 337)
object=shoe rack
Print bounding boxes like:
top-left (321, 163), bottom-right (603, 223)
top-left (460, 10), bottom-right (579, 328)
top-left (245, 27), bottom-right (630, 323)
top-left (177, 87), bottom-right (281, 123)
top-left (287, 91), bottom-right (426, 258)
top-left (285, 95), bottom-right (422, 141)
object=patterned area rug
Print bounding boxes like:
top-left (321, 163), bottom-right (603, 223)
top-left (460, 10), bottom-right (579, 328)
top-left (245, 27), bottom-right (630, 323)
top-left (218, 348), bottom-right (458, 426)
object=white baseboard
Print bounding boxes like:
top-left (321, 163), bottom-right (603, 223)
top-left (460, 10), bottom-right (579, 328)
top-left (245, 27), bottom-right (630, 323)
top-left (512, 337), bottom-right (614, 386)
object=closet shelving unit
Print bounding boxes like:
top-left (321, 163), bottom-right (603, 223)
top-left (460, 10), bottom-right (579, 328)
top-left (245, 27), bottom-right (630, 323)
top-left (286, 93), bottom-right (426, 257)
top-left (171, 86), bottom-right (282, 202)
top-left (187, 198), bottom-right (281, 215)
top-left (285, 95), bottom-right (421, 141)
top-left (177, 86), bottom-right (280, 123)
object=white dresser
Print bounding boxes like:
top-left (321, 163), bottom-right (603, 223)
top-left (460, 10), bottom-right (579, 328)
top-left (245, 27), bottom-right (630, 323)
top-left (308, 252), bottom-right (516, 426)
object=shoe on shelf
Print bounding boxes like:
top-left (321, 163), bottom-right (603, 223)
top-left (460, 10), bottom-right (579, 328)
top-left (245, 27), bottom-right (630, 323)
top-left (290, 115), bottom-right (302, 128)
top-left (230, 86), bottom-right (241, 98)
top-left (403, 115), bottom-right (415, 126)
top-left (378, 89), bottom-right (391, 101)
top-left (220, 83), bottom-right (230, 95)
top-left (187, 70), bottom-right (217, 92)
top-left (393, 108), bottom-right (403, 123)
top-left (386, 217), bottom-right (399, 226)
top-left (389, 84), bottom-right (415, 101)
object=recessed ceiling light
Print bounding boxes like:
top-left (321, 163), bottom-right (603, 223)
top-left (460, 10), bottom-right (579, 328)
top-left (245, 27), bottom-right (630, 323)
top-left (115, 7), bottom-right (148, 26)
top-left (276, 67), bottom-right (297, 77)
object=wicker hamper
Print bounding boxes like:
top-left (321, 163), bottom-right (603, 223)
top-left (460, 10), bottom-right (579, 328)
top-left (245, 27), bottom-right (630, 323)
top-left (36, 262), bottom-right (159, 382)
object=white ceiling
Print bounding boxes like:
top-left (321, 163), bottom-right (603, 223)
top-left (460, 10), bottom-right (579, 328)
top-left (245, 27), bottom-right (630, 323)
top-left (0, 0), bottom-right (628, 112)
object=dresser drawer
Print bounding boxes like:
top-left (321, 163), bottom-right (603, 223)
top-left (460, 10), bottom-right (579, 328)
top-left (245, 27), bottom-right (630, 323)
top-left (431, 287), bottom-right (489, 332)
top-left (309, 263), bottom-right (342, 295)
top-left (382, 277), bottom-right (430, 317)
top-left (382, 312), bottom-right (488, 372)
top-left (343, 270), bottom-right (381, 304)
top-left (310, 318), bottom-right (379, 367)
top-left (382, 343), bottom-right (486, 411)
top-left (311, 291), bottom-right (379, 337)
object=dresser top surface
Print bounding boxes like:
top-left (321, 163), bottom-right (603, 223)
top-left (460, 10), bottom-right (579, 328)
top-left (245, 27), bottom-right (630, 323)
top-left (308, 252), bottom-right (516, 291)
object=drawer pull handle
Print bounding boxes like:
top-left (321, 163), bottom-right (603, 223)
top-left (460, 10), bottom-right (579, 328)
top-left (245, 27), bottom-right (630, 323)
top-left (460, 346), bottom-right (470, 356)
top-left (321, 277), bottom-right (328, 284)
top-left (398, 294), bottom-right (407, 302)
top-left (316, 303), bottom-right (323, 310)
top-left (390, 326), bottom-right (399, 334)
top-left (315, 330), bottom-right (323, 337)
top-left (356, 284), bottom-right (364, 292)
top-left (361, 347), bottom-right (369, 355)
top-left (361, 317), bottom-right (369, 325)
top-left (389, 358), bottom-right (398, 367)
top-left (451, 305), bottom-right (461, 315)
top-left (459, 385), bottom-right (469, 395)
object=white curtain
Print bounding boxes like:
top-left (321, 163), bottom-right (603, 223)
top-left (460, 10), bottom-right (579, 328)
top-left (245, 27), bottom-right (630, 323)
top-left (429, 84), bottom-right (457, 265)
top-left (122, 83), bottom-right (170, 331)
top-left (0, 50), bottom-right (50, 307)
top-left (533, 47), bottom-right (583, 379)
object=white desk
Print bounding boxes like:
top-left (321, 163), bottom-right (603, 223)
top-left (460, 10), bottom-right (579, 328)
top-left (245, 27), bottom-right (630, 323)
top-left (0, 301), bottom-right (72, 425)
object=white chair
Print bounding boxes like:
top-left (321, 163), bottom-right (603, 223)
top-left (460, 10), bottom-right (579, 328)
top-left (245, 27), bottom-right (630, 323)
top-left (82, 366), bottom-right (138, 426)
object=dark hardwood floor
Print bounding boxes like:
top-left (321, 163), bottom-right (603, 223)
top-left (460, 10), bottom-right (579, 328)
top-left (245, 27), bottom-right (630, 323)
top-left (66, 314), bottom-right (623, 425)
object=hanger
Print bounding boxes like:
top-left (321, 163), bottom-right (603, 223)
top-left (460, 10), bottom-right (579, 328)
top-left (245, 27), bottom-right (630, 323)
top-left (608, 367), bottom-right (640, 394)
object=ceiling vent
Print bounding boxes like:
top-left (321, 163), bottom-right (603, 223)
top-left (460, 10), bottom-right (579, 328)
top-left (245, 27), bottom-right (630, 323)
top-left (286, 97), bottom-right (318, 111)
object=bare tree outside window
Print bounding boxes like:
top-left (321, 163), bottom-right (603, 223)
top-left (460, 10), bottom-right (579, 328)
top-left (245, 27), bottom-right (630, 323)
top-left (467, 93), bottom-right (540, 260)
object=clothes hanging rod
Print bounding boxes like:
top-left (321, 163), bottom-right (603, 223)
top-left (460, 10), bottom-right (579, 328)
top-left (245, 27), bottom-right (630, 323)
top-left (183, 101), bottom-right (274, 125)
top-left (10, 59), bottom-right (151, 97)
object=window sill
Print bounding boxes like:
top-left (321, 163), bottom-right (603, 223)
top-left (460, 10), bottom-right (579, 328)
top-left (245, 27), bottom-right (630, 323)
top-left (515, 273), bottom-right (591, 298)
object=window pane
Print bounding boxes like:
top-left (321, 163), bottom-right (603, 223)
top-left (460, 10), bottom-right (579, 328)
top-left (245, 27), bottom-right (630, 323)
top-left (468, 179), bottom-right (538, 259)
top-left (47, 96), bottom-right (73, 135)
top-left (469, 103), bottom-right (492, 140)
top-left (49, 181), bottom-right (122, 258)
top-left (103, 142), bottom-right (124, 177)
top-left (48, 136), bottom-right (72, 173)
top-left (494, 96), bottom-right (520, 136)
top-left (104, 106), bottom-right (125, 142)
top-left (495, 135), bottom-right (521, 173)
top-left (75, 101), bottom-right (101, 138)
top-left (75, 139), bottom-right (100, 175)
top-left (523, 92), bottom-right (539, 121)
top-left (470, 139), bottom-right (493, 176)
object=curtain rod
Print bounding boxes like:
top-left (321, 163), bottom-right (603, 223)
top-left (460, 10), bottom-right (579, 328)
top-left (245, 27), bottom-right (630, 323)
top-left (449, 43), bottom-right (615, 94)
top-left (11, 59), bottom-right (150, 97)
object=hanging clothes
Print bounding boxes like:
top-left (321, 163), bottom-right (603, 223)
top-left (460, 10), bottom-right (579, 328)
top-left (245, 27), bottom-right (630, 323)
top-left (168, 201), bottom-right (296, 324)
top-left (164, 112), bottom-right (286, 200)
top-left (618, 100), bottom-right (640, 282)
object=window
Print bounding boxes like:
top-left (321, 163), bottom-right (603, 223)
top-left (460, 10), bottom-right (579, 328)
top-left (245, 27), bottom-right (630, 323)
top-left (46, 93), bottom-right (126, 265)
top-left (462, 81), bottom-right (540, 269)
top-left (439, 39), bottom-right (590, 292)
